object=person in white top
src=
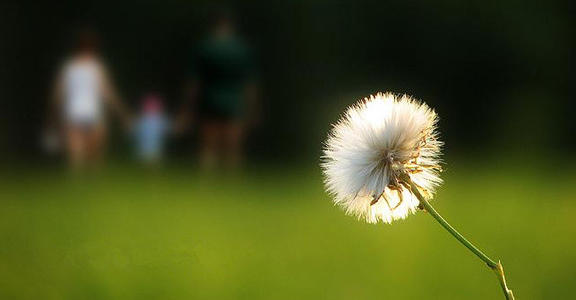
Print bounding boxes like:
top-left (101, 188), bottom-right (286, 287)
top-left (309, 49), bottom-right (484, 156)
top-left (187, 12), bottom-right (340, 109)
top-left (50, 30), bottom-right (130, 170)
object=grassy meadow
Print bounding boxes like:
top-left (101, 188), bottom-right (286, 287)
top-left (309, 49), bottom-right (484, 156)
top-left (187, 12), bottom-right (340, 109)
top-left (0, 161), bottom-right (575, 299)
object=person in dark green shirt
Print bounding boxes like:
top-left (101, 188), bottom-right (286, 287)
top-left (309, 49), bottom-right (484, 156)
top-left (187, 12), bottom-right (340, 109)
top-left (178, 11), bottom-right (258, 169)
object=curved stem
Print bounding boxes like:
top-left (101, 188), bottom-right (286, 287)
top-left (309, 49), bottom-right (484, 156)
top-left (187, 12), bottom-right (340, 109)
top-left (404, 177), bottom-right (515, 299)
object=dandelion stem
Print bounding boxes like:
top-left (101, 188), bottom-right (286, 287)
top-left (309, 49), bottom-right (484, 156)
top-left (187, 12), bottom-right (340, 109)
top-left (404, 176), bottom-right (515, 300)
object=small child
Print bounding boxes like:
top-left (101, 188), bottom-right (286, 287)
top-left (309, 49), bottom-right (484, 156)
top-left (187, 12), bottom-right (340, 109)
top-left (134, 93), bottom-right (169, 165)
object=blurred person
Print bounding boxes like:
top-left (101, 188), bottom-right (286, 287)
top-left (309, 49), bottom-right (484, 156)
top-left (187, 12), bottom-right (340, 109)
top-left (134, 92), bottom-right (170, 165)
top-left (48, 29), bottom-right (130, 170)
top-left (177, 10), bottom-right (259, 170)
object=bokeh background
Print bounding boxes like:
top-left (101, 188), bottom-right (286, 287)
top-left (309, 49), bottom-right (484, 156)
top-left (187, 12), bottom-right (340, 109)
top-left (1, 0), bottom-right (575, 299)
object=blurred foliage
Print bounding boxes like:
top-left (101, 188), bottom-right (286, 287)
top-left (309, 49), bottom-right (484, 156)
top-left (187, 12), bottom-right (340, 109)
top-left (0, 0), bottom-right (574, 159)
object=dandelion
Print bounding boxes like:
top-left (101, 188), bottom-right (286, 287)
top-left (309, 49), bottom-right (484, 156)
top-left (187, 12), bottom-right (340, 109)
top-left (321, 92), bottom-right (514, 299)
top-left (322, 93), bottom-right (442, 223)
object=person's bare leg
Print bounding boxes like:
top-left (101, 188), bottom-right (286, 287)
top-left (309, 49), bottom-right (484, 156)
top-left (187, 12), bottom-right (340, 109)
top-left (66, 127), bottom-right (86, 171)
top-left (200, 121), bottom-right (221, 170)
top-left (223, 121), bottom-right (244, 169)
top-left (87, 124), bottom-right (106, 170)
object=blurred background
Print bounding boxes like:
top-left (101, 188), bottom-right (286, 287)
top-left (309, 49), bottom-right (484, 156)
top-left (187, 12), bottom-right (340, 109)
top-left (0, 0), bottom-right (575, 299)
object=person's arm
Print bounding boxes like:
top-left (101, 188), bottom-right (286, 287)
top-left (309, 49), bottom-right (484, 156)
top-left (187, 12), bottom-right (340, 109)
top-left (174, 78), bottom-right (199, 134)
top-left (100, 64), bottom-right (132, 128)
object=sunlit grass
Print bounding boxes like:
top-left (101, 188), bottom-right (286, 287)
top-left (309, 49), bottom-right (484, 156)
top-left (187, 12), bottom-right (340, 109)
top-left (0, 162), bottom-right (575, 299)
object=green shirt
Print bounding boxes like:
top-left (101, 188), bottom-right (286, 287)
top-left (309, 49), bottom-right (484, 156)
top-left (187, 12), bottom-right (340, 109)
top-left (191, 35), bottom-right (255, 118)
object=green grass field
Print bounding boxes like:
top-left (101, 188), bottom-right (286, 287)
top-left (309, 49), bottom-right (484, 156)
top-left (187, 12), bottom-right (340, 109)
top-left (1, 161), bottom-right (575, 299)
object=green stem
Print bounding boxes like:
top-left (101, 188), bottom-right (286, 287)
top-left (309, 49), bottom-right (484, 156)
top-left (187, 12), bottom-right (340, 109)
top-left (404, 176), bottom-right (515, 300)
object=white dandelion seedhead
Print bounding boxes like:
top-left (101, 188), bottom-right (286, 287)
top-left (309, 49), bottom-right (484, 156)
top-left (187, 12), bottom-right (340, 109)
top-left (322, 92), bottom-right (443, 224)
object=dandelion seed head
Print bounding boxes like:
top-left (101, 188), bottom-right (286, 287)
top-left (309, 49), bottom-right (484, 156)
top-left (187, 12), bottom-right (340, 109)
top-left (322, 92), bottom-right (443, 224)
